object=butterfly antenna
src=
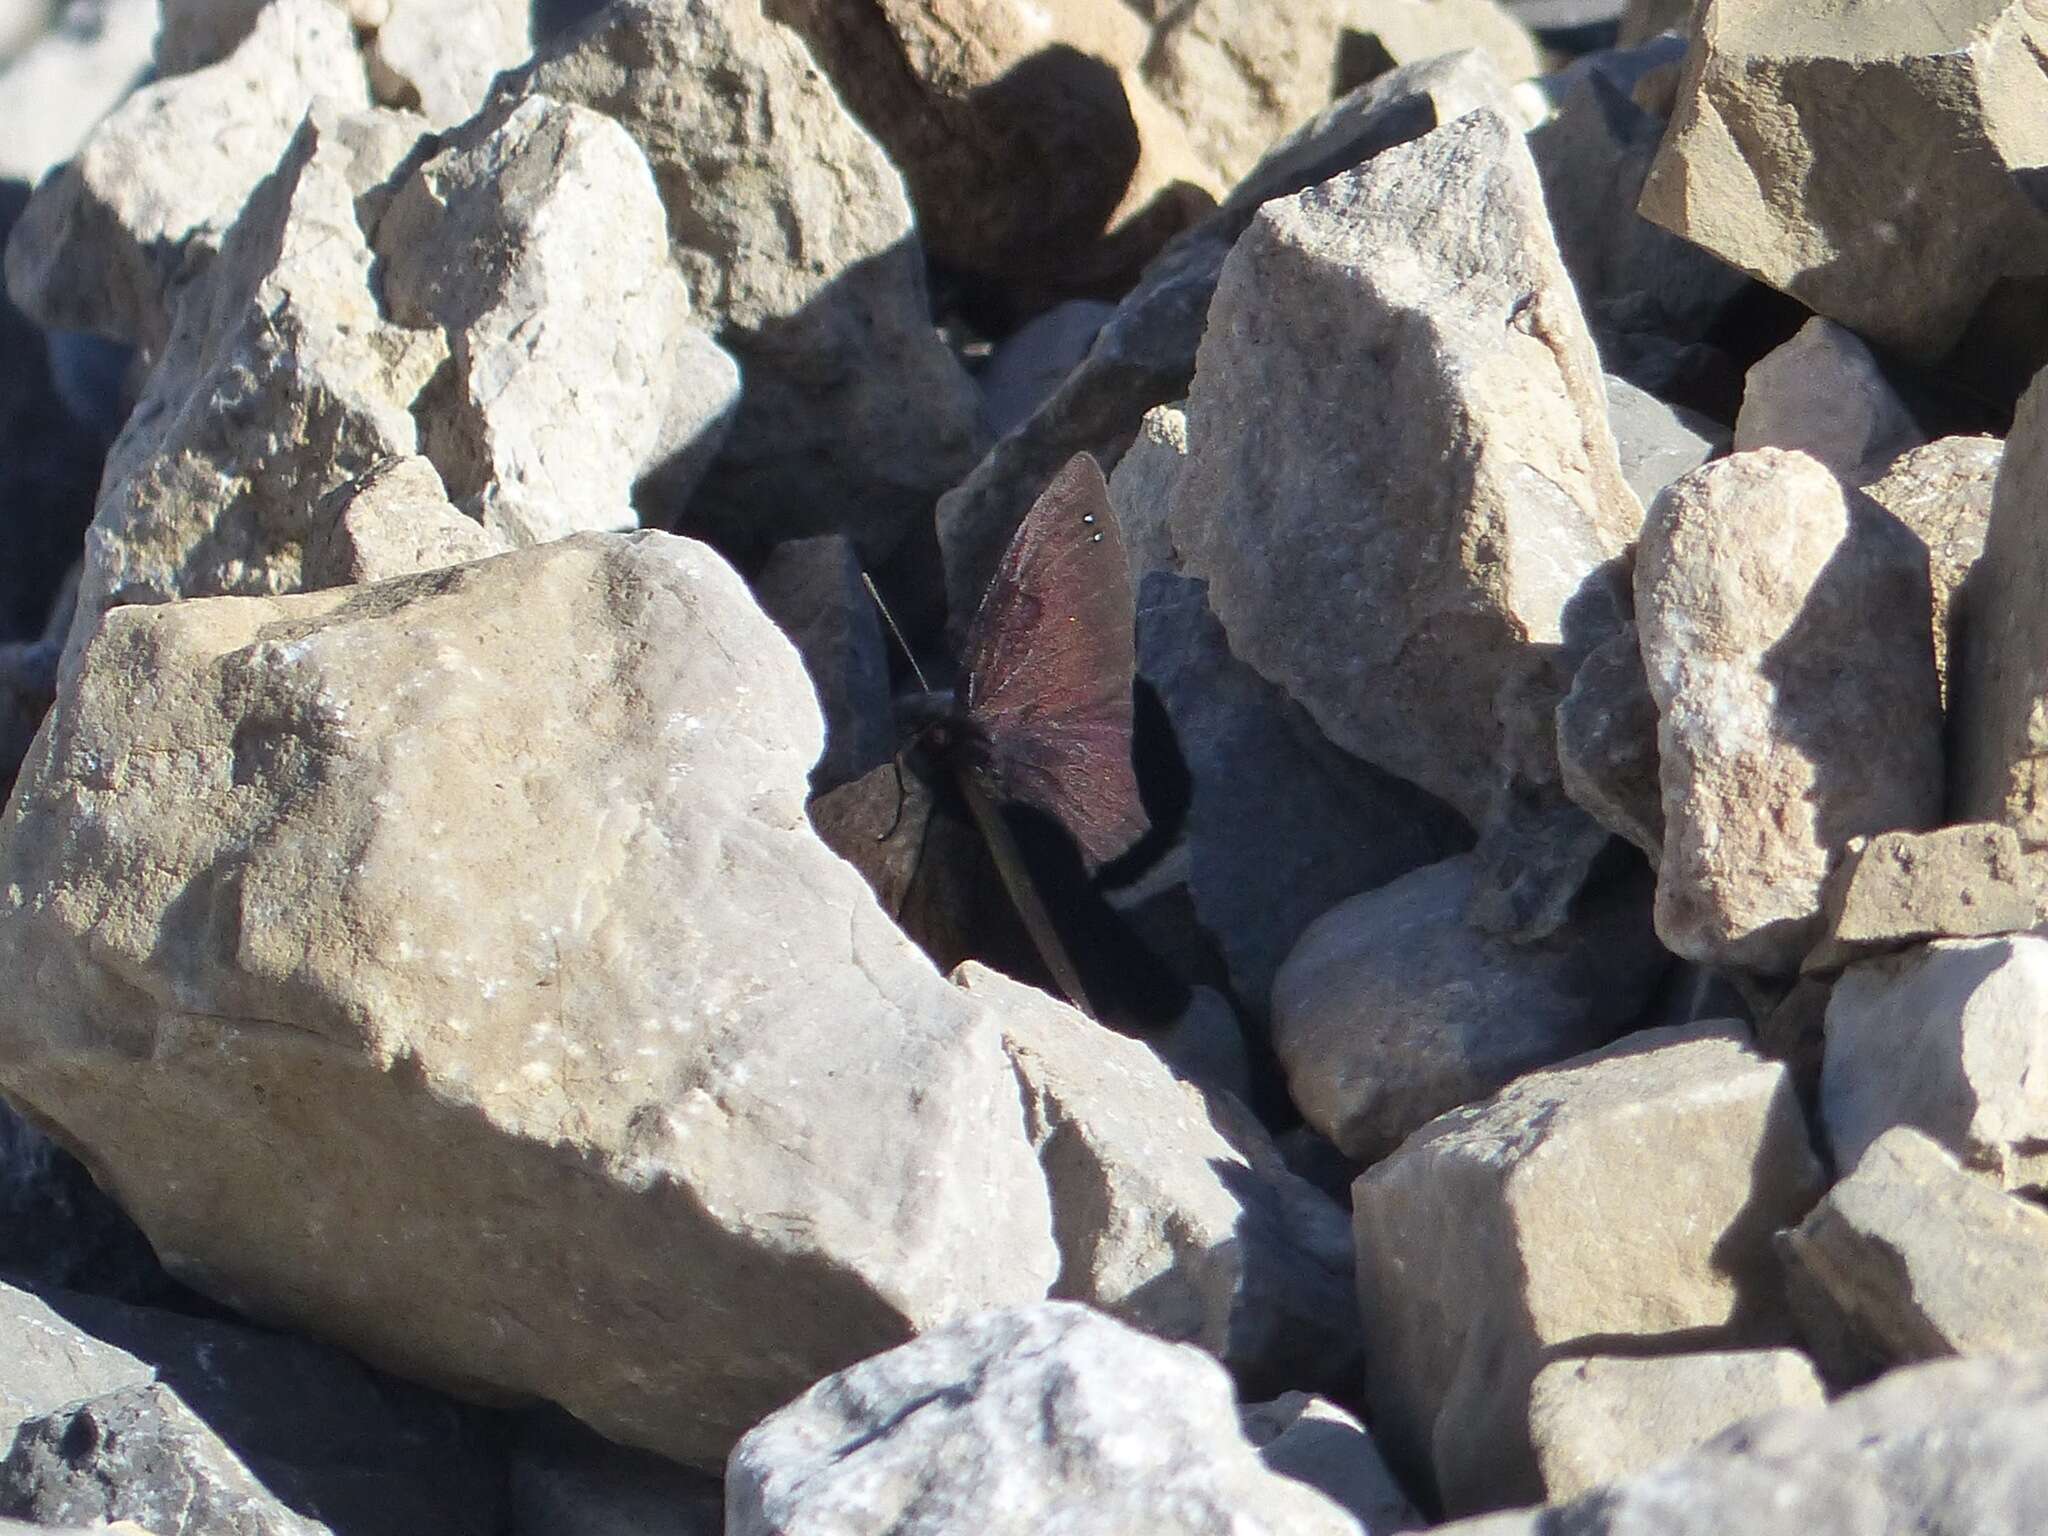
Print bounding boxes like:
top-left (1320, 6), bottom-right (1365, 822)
top-left (861, 572), bottom-right (934, 696)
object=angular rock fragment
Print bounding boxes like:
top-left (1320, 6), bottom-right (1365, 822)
top-left (1606, 374), bottom-right (1727, 508)
top-left (301, 457), bottom-right (513, 589)
top-left (1527, 1351), bottom-right (1825, 1501)
top-left (1803, 824), bottom-right (2035, 974)
top-left (725, 1304), bottom-right (1366, 1536)
top-left (1859, 434), bottom-right (1998, 704)
top-left (0, 0), bottom-right (158, 184)
top-left (751, 536), bottom-right (894, 793)
top-left (0, 533), bottom-right (1058, 1470)
top-left (1240, 1392), bottom-right (1420, 1534)
top-left (1636, 449), bottom-right (1943, 972)
top-left (979, 301), bottom-right (1118, 440)
top-left (1556, 624), bottom-right (1663, 865)
top-left (1355, 1022), bottom-right (1824, 1513)
top-left (1781, 1126), bottom-right (2048, 1385)
top-left (1732, 318), bottom-right (1922, 485)
top-left (1823, 936), bottom-right (2048, 1195)
top-left (1639, 0), bottom-right (2048, 359)
top-left (1273, 853), bottom-right (1666, 1164)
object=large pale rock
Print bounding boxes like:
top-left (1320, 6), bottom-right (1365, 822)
top-left (1803, 824), bottom-right (2036, 974)
top-left (0, 533), bottom-right (1058, 1470)
top-left (1635, 450), bottom-right (1943, 972)
top-left (0, 0), bottom-right (158, 184)
top-left (1432, 1352), bottom-right (2048, 1536)
top-left (1171, 109), bottom-right (1641, 829)
top-left (725, 1304), bottom-right (1366, 1536)
top-left (516, 0), bottom-right (982, 561)
top-left (1781, 1126), bottom-right (2048, 1385)
top-left (1355, 1022), bottom-right (1824, 1514)
top-left (1638, 0), bottom-right (2048, 360)
top-left (1822, 936), bottom-right (2048, 1196)
top-left (959, 964), bottom-right (1361, 1394)
top-left (1859, 435), bottom-right (1998, 705)
top-left (1527, 1351), bottom-right (1825, 1501)
top-left (1732, 318), bottom-right (1922, 485)
top-left (1273, 853), bottom-right (1667, 1164)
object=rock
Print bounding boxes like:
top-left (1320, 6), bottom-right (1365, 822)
top-left (1606, 373), bottom-right (1728, 508)
top-left (1781, 1126), bottom-right (2048, 1387)
top-left (1527, 1350), bottom-right (1826, 1500)
top-left (515, 0), bottom-right (983, 563)
top-left (751, 535), bottom-right (894, 792)
top-left (979, 302), bottom-right (1117, 440)
top-left (1803, 824), bottom-right (2036, 973)
top-left (1143, 984), bottom-right (1256, 1108)
top-left (506, 1411), bottom-right (722, 1536)
top-left (959, 963), bottom-right (1361, 1396)
top-left (1240, 1392), bottom-right (1421, 1534)
top-left (1731, 318), bottom-right (1924, 485)
top-left (0, 0), bottom-right (45, 61)
top-left (0, 533), bottom-right (1058, 1470)
top-left (1635, 449), bottom-right (1943, 973)
top-left (5, 0), bottom-right (372, 351)
top-left (301, 457), bottom-right (515, 589)
top-left (1170, 109), bottom-right (1641, 830)
top-left (1617, 0), bottom-right (1694, 43)
top-left (1431, 1352), bottom-right (2048, 1536)
top-left (1106, 401), bottom-right (1189, 591)
top-left (1638, 0), bottom-right (2048, 360)
top-left (1822, 936), bottom-right (2048, 1196)
top-left (1858, 435), bottom-right (1998, 705)
top-left (938, 48), bottom-right (1518, 625)
top-left (1556, 624), bottom-right (1663, 864)
top-left (725, 1303), bottom-right (1366, 1536)
top-left (0, 0), bottom-right (158, 184)
top-left (1355, 1021), bottom-right (1825, 1514)
top-left (1271, 853), bottom-right (1667, 1164)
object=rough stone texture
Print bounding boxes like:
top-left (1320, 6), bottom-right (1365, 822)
top-left (301, 456), bottom-right (514, 589)
top-left (1272, 853), bottom-right (1667, 1164)
top-left (5, 0), bottom-right (372, 351)
top-left (726, 1304), bottom-right (1366, 1536)
top-left (1432, 1352), bottom-right (2048, 1536)
top-left (0, 0), bottom-right (158, 184)
top-left (1732, 318), bottom-right (1923, 486)
top-left (1803, 824), bottom-right (2036, 974)
top-left (1240, 1393), bottom-right (1421, 1534)
top-left (1355, 1022), bottom-right (1825, 1514)
top-left (1170, 109), bottom-right (1641, 830)
top-left (1607, 373), bottom-right (1727, 507)
top-left (751, 536), bottom-right (894, 793)
top-left (361, 0), bottom-right (532, 127)
top-left (959, 963), bottom-right (1360, 1397)
top-left (1638, 0), bottom-right (2048, 361)
top-left (1635, 449), bottom-right (1943, 973)
top-left (0, 534), bottom-right (1058, 1471)
top-left (1556, 624), bottom-right (1663, 865)
top-left (1859, 435), bottom-right (1998, 705)
top-left (938, 48), bottom-right (1516, 625)
top-left (1822, 936), bottom-right (2048, 1197)
top-left (1527, 1351), bottom-right (1825, 1501)
top-left (516, 0), bottom-right (983, 562)
top-left (1781, 1126), bottom-right (2048, 1387)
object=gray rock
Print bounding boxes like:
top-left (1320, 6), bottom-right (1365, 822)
top-left (1556, 624), bottom-right (1663, 865)
top-left (725, 1303), bottom-right (1366, 1536)
top-left (0, 0), bottom-right (157, 185)
top-left (1636, 450), bottom-right (1943, 973)
top-left (979, 302), bottom-right (1117, 440)
top-left (751, 535), bottom-right (894, 793)
top-left (1606, 374), bottom-right (1728, 507)
top-left (1803, 824), bottom-right (2037, 974)
top-left (1860, 434), bottom-right (1999, 706)
top-left (1271, 852), bottom-right (1667, 1164)
top-left (1240, 1392), bottom-right (1422, 1534)
top-left (1732, 318), bottom-right (1924, 485)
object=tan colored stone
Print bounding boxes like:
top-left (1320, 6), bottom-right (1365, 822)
top-left (1860, 434), bottom-right (1999, 705)
top-left (1732, 317), bottom-right (1922, 485)
top-left (302, 457), bottom-right (514, 588)
top-left (1803, 824), bottom-right (2035, 973)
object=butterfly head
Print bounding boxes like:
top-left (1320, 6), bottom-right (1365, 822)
top-left (895, 687), bottom-right (992, 779)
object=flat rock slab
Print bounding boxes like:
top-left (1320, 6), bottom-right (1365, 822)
top-left (0, 532), bottom-right (1057, 1471)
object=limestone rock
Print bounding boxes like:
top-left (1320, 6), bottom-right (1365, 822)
top-left (1556, 624), bottom-right (1663, 865)
top-left (1638, 0), bottom-right (2048, 360)
top-left (960, 963), bottom-right (1361, 1396)
top-left (0, 533), bottom-right (1058, 1470)
top-left (302, 457), bottom-right (514, 589)
top-left (1859, 435), bottom-right (1998, 705)
top-left (725, 1304), bottom-right (1366, 1536)
top-left (1355, 1021), bottom-right (1824, 1514)
top-left (0, 0), bottom-right (158, 184)
top-left (516, 0), bottom-right (982, 562)
top-left (1781, 1126), bottom-right (2048, 1386)
top-left (1170, 109), bottom-right (1641, 829)
top-left (1803, 824), bottom-right (2036, 974)
top-left (1272, 853), bottom-right (1667, 1164)
top-left (1240, 1393), bottom-right (1421, 1534)
top-left (1527, 1351), bottom-right (1825, 1500)
top-left (1732, 318), bottom-right (1923, 486)
top-left (1635, 449), bottom-right (1943, 973)
top-left (1822, 936), bottom-right (2048, 1196)
top-left (751, 535), bottom-right (894, 793)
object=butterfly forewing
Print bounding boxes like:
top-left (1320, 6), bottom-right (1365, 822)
top-left (960, 452), bottom-right (1148, 868)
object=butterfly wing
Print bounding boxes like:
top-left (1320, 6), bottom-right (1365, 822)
top-left (960, 452), bottom-right (1148, 869)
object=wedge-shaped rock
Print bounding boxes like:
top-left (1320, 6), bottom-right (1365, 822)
top-left (1803, 824), bottom-right (2035, 974)
top-left (1272, 852), bottom-right (1665, 1163)
top-left (1732, 318), bottom-right (1922, 486)
top-left (1823, 936), bottom-right (2048, 1195)
top-left (1171, 109), bottom-right (1641, 828)
top-left (1636, 450), bottom-right (1943, 972)
top-left (0, 534), bottom-right (1058, 1470)
top-left (1355, 1022), bottom-right (1824, 1514)
top-left (1556, 625), bottom-right (1663, 865)
top-left (960, 964), bottom-right (1361, 1395)
top-left (515, 0), bottom-right (981, 561)
top-left (1639, 0), bottom-right (2048, 359)
top-left (1861, 434), bottom-right (1999, 704)
top-left (726, 1304), bottom-right (1365, 1536)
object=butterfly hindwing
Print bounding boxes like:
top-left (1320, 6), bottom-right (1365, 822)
top-left (959, 452), bottom-right (1148, 869)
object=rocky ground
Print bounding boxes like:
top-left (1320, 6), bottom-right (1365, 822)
top-left (1, 0), bottom-right (2047, 1532)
